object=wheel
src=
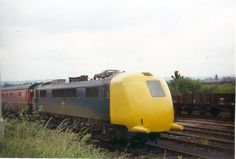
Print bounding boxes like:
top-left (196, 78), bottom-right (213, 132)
top-left (176, 106), bottom-right (182, 114)
top-left (187, 108), bottom-right (193, 115)
top-left (199, 105), bottom-right (207, 116)
top-left (230, 111), bottom-right (235, 121)
top-left (210, 107), bottom-right (220, 117)
top-left (131, 133), bottom-right (148, 145)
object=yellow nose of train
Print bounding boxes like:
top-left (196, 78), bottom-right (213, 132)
top-left (110, 72), bottom-right (182, 133)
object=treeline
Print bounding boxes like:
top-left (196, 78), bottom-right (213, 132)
top-left (1, 71), bottom-right (235, 94)
top-left (2, 82), bottom-right (33, 88)
top-left (167, 71), bottom-right (235, 94)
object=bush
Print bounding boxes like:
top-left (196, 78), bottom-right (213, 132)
top-left (0, 119), bottom-right (106, 158)
top-left (168, 71), bottom-right (235, 94)
top-left (168, 71), bottom-right (202, 93)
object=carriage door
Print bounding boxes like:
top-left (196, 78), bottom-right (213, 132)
top-left (101, 84), bottom-right (110, 121)
top-left (51, 89), bottom-right (66, 115)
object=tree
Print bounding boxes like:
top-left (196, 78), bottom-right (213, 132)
top-left (3, 83), bottom-right (15, 88)
top-left (171, 71), bottom-right (183, 80)
top-left (168, 71), bottom-right (202, 93)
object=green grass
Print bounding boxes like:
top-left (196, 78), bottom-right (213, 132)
top-left (0, 119), bottom-right (106, 158)
top-left (201, 83), bottom-right (235, 94)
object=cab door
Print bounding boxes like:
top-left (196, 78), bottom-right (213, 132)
top-left (101, 84), bottom-right (110, 121)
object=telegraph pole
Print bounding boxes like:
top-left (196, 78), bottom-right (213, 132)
top-left (0, 64), bottom-right (4, 140)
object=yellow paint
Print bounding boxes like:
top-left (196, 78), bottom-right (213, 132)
top-left (110, 72), bottom-right (175, 133)
top-left (171, 123), bottom-right (184, 131)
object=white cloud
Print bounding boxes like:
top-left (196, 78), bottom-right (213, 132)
top-left (0, 0), bottom-right (234, 80)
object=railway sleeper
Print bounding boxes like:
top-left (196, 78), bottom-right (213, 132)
top-left (162, 131), bottom-right (234, 145)
top-left (175, 119), bottom-right (235, 129)
top-left (170, 129), bottom-right (234, 141)
top-left (149, 138), bottom-right (234, 159)
top-left (175, 122), bottom-right (235, 134)
top-left (160, 133), bottom-right (234, 151)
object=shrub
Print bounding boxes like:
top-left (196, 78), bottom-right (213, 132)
top-left (0, 119), bottom-right (106, 158)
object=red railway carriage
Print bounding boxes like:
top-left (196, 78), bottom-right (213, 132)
top-left (1, 83), bottom-right (40, 114)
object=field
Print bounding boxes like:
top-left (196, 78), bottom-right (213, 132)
top-left (0, 118), bottom-right (107, 158)
top-left (201, 83), bottom-right (235, 94)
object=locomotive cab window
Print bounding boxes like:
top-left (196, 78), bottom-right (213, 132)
top-left (146, 80), bottom-right (165, 97)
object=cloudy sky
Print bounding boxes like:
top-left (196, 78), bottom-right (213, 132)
top-left (0, 0), bottom-right (235, 81)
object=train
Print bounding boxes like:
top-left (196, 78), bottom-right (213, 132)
top-left (1, 70), bottom-right (183, 143)
top-left (172, 93), bottom-right (235, 120)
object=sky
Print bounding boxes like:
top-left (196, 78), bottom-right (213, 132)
top-left (0, 0), bottom-right (235, 81)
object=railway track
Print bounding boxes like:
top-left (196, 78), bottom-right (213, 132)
top-left (175, 113), bottom-right (234, 122)
top-left (154, 118), bottom-right (235, 159)
top-left (175, 120), bottom-right (234, 135)
top-left (146, 142), bottom-right (211, 159)
top-left (176, 117), bottom-right (234, 127)
top-left (42, 116), bottom-right (235, 158)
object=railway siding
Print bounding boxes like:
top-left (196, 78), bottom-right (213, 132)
top-left (175, 122), bottom-right (234, 134)
top-left (152, 118), bottom-right (235, 159)
top-left (93, 117), bottom-right (235, 159)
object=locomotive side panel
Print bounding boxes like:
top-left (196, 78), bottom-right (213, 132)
top-left (37, 89), bottom-right (66, 115)
top-left (35, 81), bottom-right (110, 121)
top-left (65, 87), bottom-right (103, 120)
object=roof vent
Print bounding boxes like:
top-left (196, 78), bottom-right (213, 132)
top-left (93, 70), bottom-right (123, 80)
top-left (142, 72), bottom-right (153, 76)
top-left (51, 79), bottom-right (66, 84)
top-left (69, 75), bottom-right (88, 82)
top-left (43, 79), bottom-right (66, 85)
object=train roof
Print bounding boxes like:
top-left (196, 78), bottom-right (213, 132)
top-left (1, 83), bottom-right (41, 91)
top-left (36, 78), bottom-right (112, 90)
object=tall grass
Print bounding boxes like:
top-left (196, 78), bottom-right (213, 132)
top-left (0, 118), bottom-right (106, 158)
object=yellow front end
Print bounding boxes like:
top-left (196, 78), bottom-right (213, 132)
top-left (110, 72), bottom-right (174, 133)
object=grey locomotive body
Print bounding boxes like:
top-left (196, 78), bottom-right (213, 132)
top-left (34, 79), bottom-right (110, 122)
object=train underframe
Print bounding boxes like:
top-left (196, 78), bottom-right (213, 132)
top-left (2, 102), bottom-right (159, 144)
top-left (175, 104), bottom-right (235, 120)
top-left (34, 112), bottom-right (159, 144)
top-left (2, 103), bottom-right (33, 116)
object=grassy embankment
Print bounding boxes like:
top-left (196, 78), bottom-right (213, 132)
top-left (201, 83), bottom-right (235, 94)
top-left (0, 118), bottom-right (107, 158)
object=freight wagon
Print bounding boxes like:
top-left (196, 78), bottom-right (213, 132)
top-left (172, 93), bottom-right (235, 119)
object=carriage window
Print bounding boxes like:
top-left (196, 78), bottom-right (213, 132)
top-left (10, 92), bottom-right (13, 96)
top-left (52, 89), bottom-right (64, 97)
top-left (2, 93), bottom-right (4, 97)
top-left (40, 90), bottom-right (47, 97)
top-left (19, 92), bottom-right (21, 96)
top-left (65, 88), bottom-right (76, 97)
top-left (146, 80), bottom-right (165, 97)
top-left (86, 87), bottom-right (98, 97)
